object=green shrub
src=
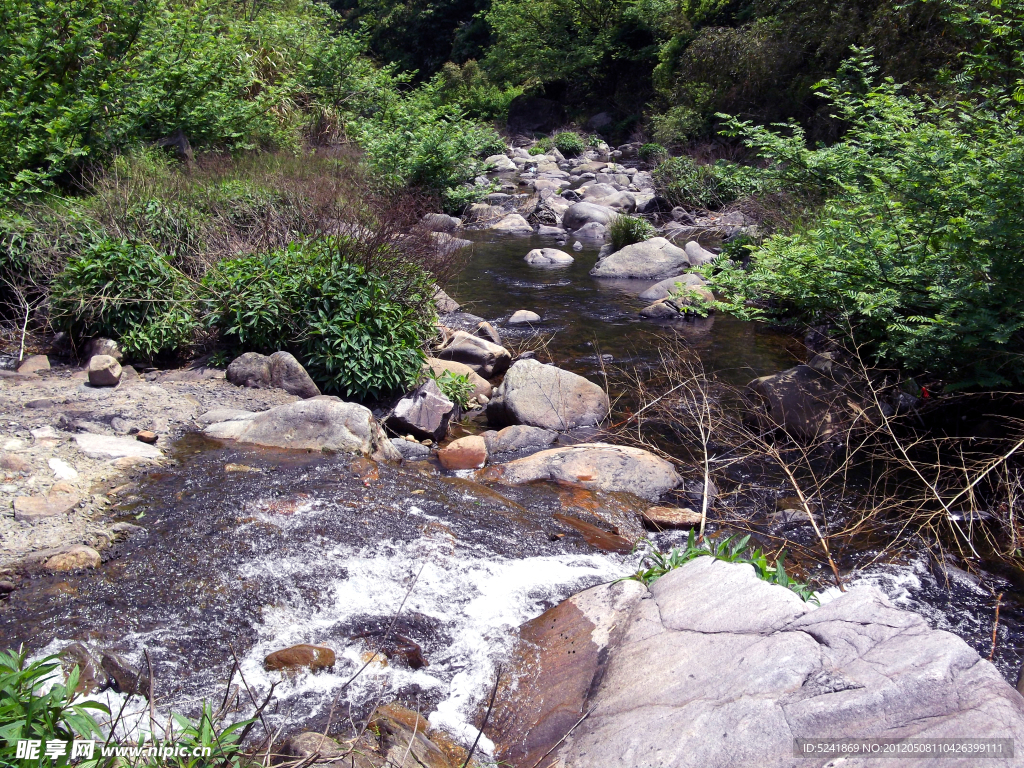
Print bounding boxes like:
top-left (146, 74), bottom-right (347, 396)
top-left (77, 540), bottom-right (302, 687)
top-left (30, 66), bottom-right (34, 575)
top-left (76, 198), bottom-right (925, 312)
top-left (51, 239), bottom-right (199, 360)
top-left (638, 142), bottom-right (667, 163)
top-left (632, 530), bottom-right (817, 602)
top-left (0, 649), bottom-right (107, 760)
top-left (478, 132), bottom-right (508, 158)
top-left (428, 369), bottom-right (474, 409)
top-left (528, 138), bottom-right (553, 155)
top-left (653, 156), bottom-right (768, 210)
top-left (204, 240), bottom-right (435, 399)
top-left (554, 132), bottom-right (585, 157)
top-left (609, 215), bottom-right (657, 251)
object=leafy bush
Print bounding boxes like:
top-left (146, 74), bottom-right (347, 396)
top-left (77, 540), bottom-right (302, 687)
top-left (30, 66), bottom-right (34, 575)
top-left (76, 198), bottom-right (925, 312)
top-left (554, 132), bottom-right (585, 157)
top-left (632, 530), bottom-right (817, 602)
top-left (654, 155), bottom-right (769, 210)
top-left (478, 132), bottom-right (509, 158)
top-left (429, 369), bottom-right (474, 409)
top-left (433, 61), bottom-right (524, 122)
top-left (609, 215), bottom-right (657, 251)
top-left (0, 649), bottom-right (107, 759)
top-left (51, 239), bottom-right (199, 360)
top-left (204, 240), bottom-right (435, 399)
top-left (528, 138), bottom-right (553, 155)
top-left (638, 143), bottom-right (667, 163)
top-left (710, 52), bottom-right (1024, 388)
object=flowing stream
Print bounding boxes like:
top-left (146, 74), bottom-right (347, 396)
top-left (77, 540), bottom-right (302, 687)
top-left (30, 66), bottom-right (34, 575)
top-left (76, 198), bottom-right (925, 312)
top-left (3, 222), bottom-right (1023, 753)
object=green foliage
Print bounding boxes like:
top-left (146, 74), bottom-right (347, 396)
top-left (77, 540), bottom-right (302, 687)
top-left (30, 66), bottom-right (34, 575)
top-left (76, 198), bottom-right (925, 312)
top-left (158, 703), bottom-right (253, 768)
top-left (638, 142), bottom-right (667, 162)
top-left (709, 51), bottom-right (1024, 387)
top-left (528, 138), bottom-right (553, 155)
top-left (0, 649), bottom-right (107, 766)
top-left (609, 214), bottom-right (656, 251)
top-left (434, 61), bottom-right (524, 122)
top-left (653, 155), bottom-right (769, 210)
top-left (632, 530), bottom-right (817, 602)
top-left (50, 239), bottom-right (199, 360)
top-left (553, 132), bottom-right (585, 157)
top-left (478, 132), bottom-right (509, 159)
top-left (428, 369), bottom-right (474, 409)
top-left (204, 240), bottom-right (435, 399)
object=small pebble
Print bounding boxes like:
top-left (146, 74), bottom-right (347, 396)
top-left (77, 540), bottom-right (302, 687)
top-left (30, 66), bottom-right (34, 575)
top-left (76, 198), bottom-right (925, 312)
top-left (572, 241), bottom-right (583, 251)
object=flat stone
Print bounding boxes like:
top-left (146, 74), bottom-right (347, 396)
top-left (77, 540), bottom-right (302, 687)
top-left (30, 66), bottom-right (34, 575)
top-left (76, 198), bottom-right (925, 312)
top-left (489, 214), bottom-right (534, 234)
top-left (480, 442), bottom-right (680, 501)
top-left (642, 505), bottom-right (702, 528)
top-left (229, 399), bottom-right (392, 457)
top-left (195, 408), bottom-right (257, 426)
top-left (437, 435), bottom-right (488, 470)
top-left (44, 545), bottom-right (101, 571)
top-left (136, 430), bottom-right (158, 444)
top-left (14, 493), bottom-right (80, 522)
top-left (0, 452), bottom-right (30, 472)
top-left (74, 433), bottom-right (162, 460)
top-left (17, 355), bottom-right (49, 375)
top-left (590, 237), bottom-right (692, 279)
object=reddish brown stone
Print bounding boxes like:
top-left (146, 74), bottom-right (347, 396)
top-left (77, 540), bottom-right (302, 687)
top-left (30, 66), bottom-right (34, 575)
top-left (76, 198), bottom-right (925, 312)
top-left (437, 435), bottom-right (487, 470)
top-left (136, 430), bottom-right (158, 444)
top-left (263, 644), bottom-right (335, 673)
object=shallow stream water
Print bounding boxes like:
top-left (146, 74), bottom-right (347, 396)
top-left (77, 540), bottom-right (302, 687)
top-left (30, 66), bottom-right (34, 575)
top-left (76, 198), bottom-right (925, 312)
top-left (2, 221), bottom-right (1022, 753)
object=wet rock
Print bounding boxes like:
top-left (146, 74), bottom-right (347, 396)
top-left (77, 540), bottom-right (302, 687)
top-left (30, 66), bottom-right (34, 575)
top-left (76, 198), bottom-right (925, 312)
top-left (638, 287), bottom-right (713, 319)
top-left (87, 355), bottom-right (122, 386)
top-left (533, 557), bottom-right (1024, 767)
top-left (389, 438), bottom-right (432, 460)
top-left (637, 273), bottom-right (707, 301)
top-left (84, 337), bottom-right (122, 361)
top-left (537, 225), bottom-right (566, 236)
top-left (746, 364), bottom-right (848, 443)
top-left (266, 351), bottom-right (320, 398)
top-left (563, 202), bottom-right (617, 231)
top-left (488, 580), bottom-right (648, 768)
top-left (524, 248), bottom-right (573, 265)
top-left (101, 651), bottom-right (150, 696)
top-left (423, 358), bottom-right (491, 399)
top-left (486, 359), bottom-right (609, 431)
top-left (226, 352), bottom-right (271, 389)
top-left (228, 399), bottom-right (393, 456)
top-left (489, 213), bottom-right (534, 234)
top-left (642, 505), bottom-right (702, 529)
top-left (436, 330), bottom-right (511, 378)
top-left (44, 545), bottom-right (101, 571)
top-left (482, 424), bottom-right (558, 454)
top-left (14, 493), bottom-right (80, 522)
top-left (369, 703), bottom-right (463, 768)
top-left (17, 355), bottom-right (50, 375)
top-left (264, 644), bottom-right (336, 673)
top-left (430, 232), bottom-right (473, 256)
top-left (284, 732), bottom-right (347, 760)
top-left (59, 643), bottom-right (106, 694)
top-left (433, 287), bottom-right (460, 313)
top-left (421, 213), bottom-right (463, 233)
top-left (481, 443), bottom-right (680, 500)
top-left (387, 380), bottom-right (456, 442)
top-left (74, 433), bottom-right (162, 460)
top-left (437, 435), bottom-right (487, 470)
top-left (508, 310), bottom-right (542, 324)
top-left (590, 237), bottom-right (691, 279)
top-left (465, 203), bottom-right (503, 224)
top-left (474, 321), bottom-right (502, 346)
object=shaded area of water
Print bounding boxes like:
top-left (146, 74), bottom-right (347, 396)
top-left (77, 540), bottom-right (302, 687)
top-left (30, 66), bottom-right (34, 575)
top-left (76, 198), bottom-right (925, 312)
top-left (445, 230), bottom-right (803, 386)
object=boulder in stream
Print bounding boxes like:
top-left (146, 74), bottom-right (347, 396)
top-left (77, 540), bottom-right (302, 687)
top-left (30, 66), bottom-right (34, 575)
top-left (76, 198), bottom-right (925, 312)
top-left (488, 557), bottom-right (1024, 767)
top-left (590, 237), bottom-right (691, 279)
top-left (637, 272), bottom-right (707, 301)
top-left (480, 442), bottom-right (680, 500)
top-left (486, 359), bottom-right (609, 431)
top-left (481, 424), bottom-right (558, 454)
top-left (437, 435), bottom-right (487, 470)
top-left (746, 364), bottom-right (849, 443)
top-left (563, 202), bottom-right (617, 231)
top-left (489, 214), bottom-right (534, 234)
top-left (436, 330), bottom-right (511, 378)
top-left (508, 310), bottom-right (542, 324)
top-left (524, 248), bottom-right (574, 265)
top-left (423, 358), bottom-right (492, 399)
top-left (264, 644), bottom-right (336, 673)
top-left (387, 379), bottom-right (455, 442)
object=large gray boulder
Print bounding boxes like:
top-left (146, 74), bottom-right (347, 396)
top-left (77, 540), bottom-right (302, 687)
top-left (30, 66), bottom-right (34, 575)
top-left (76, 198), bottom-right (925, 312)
top-left (268, 351), bottom-right (320, 399)
top-left (590, 237), bottom-right (692, 279)
top-left (387, 379), bottom-right (455, 442)
top-left (209, 398), bottom-right (397, 458)
top-left (420, 213), bottom-right (462, 233)
top-left (486, 359), bottom-right (609, 431)
top-left (436, 330), bottom-right (511, 378)
top-left (490, 557), bottom-right (1024, 768)
top-left (226, 352), bottom-right (271, 389)
top-left (485, 154), bottom-right (516, 172)
top-left (563, 202), bottom-right (617, 231)
top-left (87, 355), bottom-right (122, 387)
top-left (482, 442), bottom-right (680, 500)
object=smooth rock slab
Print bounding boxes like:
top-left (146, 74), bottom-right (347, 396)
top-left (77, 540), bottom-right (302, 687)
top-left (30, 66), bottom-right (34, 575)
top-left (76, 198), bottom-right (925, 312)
top-left (17, 355), bottom-right (49, 375)
top-left (74, 434), bottom-right (162, 460)
top-left (436, 330), bottom-right (511, 378)
top-left (229, 399), bottom-right (391, 456)
top-left (480, 442), bottom-right (680, 501)
top-left (264, 644), bottom-right (336, 672)
top-left (489, 214), bottom-right (534, 234)
top-left (563, 202), bottom-right (617, 231)
top-left (486, 359), bottom-right (609, 431)
top-left (642, 505), bottom-right (702, 528)
top-left (481, 424), bottom-right (557, 454)
top-left (524, 248), bottom-right (574, 265)
top-left (14, 493), bottom-right (80, 522)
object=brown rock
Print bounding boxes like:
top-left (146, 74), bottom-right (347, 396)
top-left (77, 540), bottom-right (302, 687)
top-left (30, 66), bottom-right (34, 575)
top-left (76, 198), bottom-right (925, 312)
top-left (59, 643), bottom-right (106, 694)
top-left (0, 452), bottom-right (31, 472)
top-left (14, 493), bottom-right (80, 522)
top-left (641, 505), bottom-right (703, 529)
top-left (284, 732), bottom-right (347, 760)
top-left (17, 355), bottom-right (49, 375)
top-left (264, 644), bottom-right (336, 673)
top-left (437, 435), bottom-right (487, 470)
top-left (136, 430), bottom-right (158, 444)
top-left (369, 703), bottom-right (462, 768)
top-left (101, 651), bottom-right (150, 696)
top-left (44, 545), bottom-right (101, 571)
top-left (474, 321), bottom-right (502, 346)
top-left (88, 354), bottom-right (122, 386)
